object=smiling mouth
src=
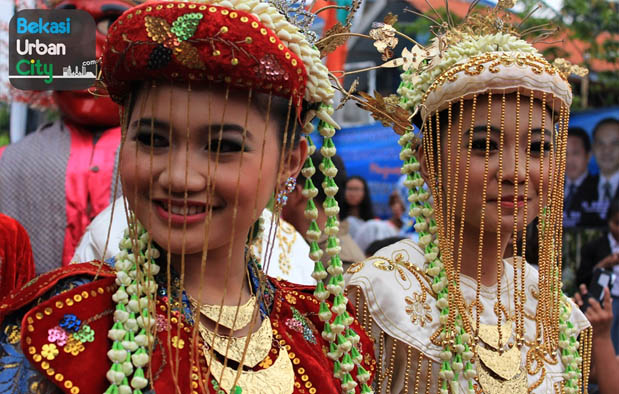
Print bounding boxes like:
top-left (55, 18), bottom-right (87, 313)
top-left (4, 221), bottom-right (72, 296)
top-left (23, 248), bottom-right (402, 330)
top-left (156, 200), bottom-right (209, 216)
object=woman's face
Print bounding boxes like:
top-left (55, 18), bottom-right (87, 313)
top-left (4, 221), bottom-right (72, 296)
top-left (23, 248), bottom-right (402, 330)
top-left (431, 93), bottom-right (553, 235)
top-left (121, 84), bottom-right (305, 255)
top-left (390, 199), bottom-right (405, 219)
top-left (345, 178), bottom-right (365, 207)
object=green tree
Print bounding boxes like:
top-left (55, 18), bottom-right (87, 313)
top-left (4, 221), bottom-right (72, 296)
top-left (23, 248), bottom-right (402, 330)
top-left (519, 0), bottom-right (618, 108)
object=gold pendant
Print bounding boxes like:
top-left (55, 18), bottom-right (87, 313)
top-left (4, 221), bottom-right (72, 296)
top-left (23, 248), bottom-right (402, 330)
top-left (205, 345), bottom-right (295, 394)
top-left (477, 363), bottom-right (528, 394)
top-left (476, 344), bottom-right (521, 380)
top-left (199, 316), bottom-right (272, 368)
top-left (199, 296), bottom-right (257, 330)
top-left (477, 323), bottom-right (513, 350)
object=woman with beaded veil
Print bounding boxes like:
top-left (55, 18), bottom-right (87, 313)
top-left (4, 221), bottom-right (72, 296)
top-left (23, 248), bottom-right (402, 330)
top-left (345, 2), bottom-right (591, 393)
top-left (0, 1), bottom-right (376, 393)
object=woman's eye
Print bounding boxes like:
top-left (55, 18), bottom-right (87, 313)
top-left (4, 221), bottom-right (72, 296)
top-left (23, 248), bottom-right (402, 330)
top-left (135, 132), bottom-right (169, 148)
top-left (207, 139), bottom-right (244, 153)
top-left (530, 141), bottom-right (551, 154)
top-left (470, 139), bottom-right (498, 151)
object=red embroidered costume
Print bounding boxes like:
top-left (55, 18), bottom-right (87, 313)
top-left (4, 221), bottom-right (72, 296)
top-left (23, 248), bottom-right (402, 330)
top-left (0, 1), bottom-right (375, 393)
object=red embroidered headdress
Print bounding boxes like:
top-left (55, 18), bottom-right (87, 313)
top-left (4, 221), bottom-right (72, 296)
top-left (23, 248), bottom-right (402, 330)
top-left (102, 0), bottom-right (335, 117)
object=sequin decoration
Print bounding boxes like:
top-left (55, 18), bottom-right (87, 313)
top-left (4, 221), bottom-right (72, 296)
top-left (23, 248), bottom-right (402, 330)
top-left (144, 14), bottom-right (206, 70)
top-left (148, 44), bottom-right (173, 69)
top-left (59, 314), bottom-right (81, 333)
top-left (41, 343), bottom-right (59, 360)
top-left (253, 54), bottom-right (289, 82)
top-left (73, 324), bottom-right (95, 343)
top-left (170, 13), bottom-right (203, 41)
top-left (156, 313), bottom-right (171, 332)
top-left (47, 326), bottom-right (68, 346)
top-left (284, 307), bottom-right (317, 344)
top-left (4, 324), bottom-right (20, 345)
top-left (63, 335), bottom-right (85, 356)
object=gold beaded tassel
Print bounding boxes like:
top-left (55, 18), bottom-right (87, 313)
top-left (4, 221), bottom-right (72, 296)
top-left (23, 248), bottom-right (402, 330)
top-left (512, 89), bottom-right (526, 349)
top-left (303, 104), bottom-right (373, 394)
top-left (399, 96), bottom-right (476, 394)
top-left (580, 326), bottom-right (593, 394)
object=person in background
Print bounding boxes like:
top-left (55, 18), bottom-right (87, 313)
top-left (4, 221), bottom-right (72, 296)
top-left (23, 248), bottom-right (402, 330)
top-left (283, 152), bottom-right (365, 271)
top-left (386, 192), bottom-right (405, 232)
top-left (353, 192), bottom-right (405, 256)
top-left (583, 118), bottom-right (619, 226)
top-left (573, 286), bottom-right (619, 394)
top-left (341, 175), bottom-right (375, 240)
top-left (564, 127), bottom-right (598, 227)
top-left (577, 199), bottom-right (619, 353)
top-left (0, 213), bottom-right (35, 299)
top-left (0, 0), bottom-right (134, 273)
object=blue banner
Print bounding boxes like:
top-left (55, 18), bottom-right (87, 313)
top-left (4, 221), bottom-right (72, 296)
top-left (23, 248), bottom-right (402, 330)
top-left (333, 123), bottom-right (402, 219)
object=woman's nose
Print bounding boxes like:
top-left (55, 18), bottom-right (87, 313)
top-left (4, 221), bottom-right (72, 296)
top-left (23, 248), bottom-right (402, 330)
top-left (157, 150), bottom-right (206, 193)
top-left (500, 146), bottom-right (526, 184)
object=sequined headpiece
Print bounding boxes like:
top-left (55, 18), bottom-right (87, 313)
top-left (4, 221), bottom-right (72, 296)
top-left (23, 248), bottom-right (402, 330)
top-left (102, 0), bottom-right (335, 119)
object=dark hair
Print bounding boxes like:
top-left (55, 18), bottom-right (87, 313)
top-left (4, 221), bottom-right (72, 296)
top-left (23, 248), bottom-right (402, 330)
top-left (388, 192), bottom-right (405, 209)
top-left (298, 152), bottom-right (347, 206)
top-left (593, 118), bottom-right (619, 141)
top-left (254, 92), bottom-right (310, 149)
top-left (411, 102), bottom-right (462, 133)
top-left (341, 175), bottom-right (375, 221)
top-left (365, 236), bottom-right (407, 256)
top-left (567, 127), bottom-right (591, 153)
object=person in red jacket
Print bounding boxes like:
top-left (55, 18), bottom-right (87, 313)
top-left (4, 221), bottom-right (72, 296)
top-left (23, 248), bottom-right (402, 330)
top-left (0, 213), bottom-right (35, 299)
top-left (0, 0), bottom-right (136, 273)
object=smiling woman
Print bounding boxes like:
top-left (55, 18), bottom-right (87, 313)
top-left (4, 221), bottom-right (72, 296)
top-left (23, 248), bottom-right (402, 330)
top-left (0, 1), bottom-right (375, 394)
top-left (121, 85), bottom-right (294, 263)
top-left (346, 2), bottom-right (592, 393)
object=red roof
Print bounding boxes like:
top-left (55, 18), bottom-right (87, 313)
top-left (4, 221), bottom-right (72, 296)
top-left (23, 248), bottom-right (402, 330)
top-left (405, 0), bottom-right (617, 72)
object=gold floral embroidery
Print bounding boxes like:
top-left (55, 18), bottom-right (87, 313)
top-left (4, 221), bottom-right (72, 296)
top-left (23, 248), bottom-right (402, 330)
top-left (285, 293), bottom-right (297, 305)
top-left (404, 292), bottom-right (432, 327)
top-left (63, 335), bottom-right (84, 356)
top-left (171, 335), bottom-right (185, 349)
top-left (259, 356), bottom-right (274, 368)
top-left (4, 324), bottom-right (20, 345)
top-left (369, 253), bottom-right (432, 292)
top-left (41, 344), bottom-right (59, 360)
top-left (346, 261), bottom-right (364, 274)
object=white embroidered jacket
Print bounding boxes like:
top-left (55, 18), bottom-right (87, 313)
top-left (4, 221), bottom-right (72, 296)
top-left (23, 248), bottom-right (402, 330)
top-left (345, 239), bottom-right (590, 393)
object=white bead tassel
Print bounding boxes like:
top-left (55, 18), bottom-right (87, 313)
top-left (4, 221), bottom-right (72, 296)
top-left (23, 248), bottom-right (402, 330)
top-left (106, 220), bottom-right (159, 394)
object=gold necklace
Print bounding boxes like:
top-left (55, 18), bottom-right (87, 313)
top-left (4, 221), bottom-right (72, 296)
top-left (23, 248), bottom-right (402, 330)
top-left (198, 316), bottom-right (273, 368)
top-left (204, 344), bottom-right (295, 394)
top-left (475, 322), bottom-right (527, 394)
top-left (194, 295), bottom-right (257, 331)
